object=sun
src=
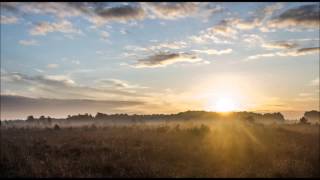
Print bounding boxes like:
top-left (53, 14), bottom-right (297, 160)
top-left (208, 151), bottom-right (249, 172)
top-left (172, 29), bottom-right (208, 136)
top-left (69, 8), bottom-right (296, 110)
top-left (212, 97), bottom-right (239, 112)
top-left (208, 96), bottom-right (239, 113)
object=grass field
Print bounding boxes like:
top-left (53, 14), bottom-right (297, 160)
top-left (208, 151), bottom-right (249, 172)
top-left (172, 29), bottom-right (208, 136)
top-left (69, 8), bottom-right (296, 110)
top-left (1, 121), bottom-right (319, 178)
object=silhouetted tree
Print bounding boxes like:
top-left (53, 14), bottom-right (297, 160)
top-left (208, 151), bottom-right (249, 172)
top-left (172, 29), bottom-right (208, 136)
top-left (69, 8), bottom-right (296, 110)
top-left (26, 115), bottom-right (34, 121)
top-left (245, 116), bottom-right (255, 123)
top-left (299, 117), bottom-right (309, 124)
top-left (47, 116), bottom-right (52, 126)
top-left (54, 124), bottom-right (60, 130)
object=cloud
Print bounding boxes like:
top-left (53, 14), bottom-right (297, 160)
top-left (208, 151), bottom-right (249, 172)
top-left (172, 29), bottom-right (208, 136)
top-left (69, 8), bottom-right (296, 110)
top-left (1, 2), bottom-right (144, 26)
top-left (149, 41), bottom-right (187, 51)
top-left (1, 2), bottom-right (224, 28)
top-left (2, 2), bottom-right (83, 18)
top-left (123, 41), bottom-right (188, 58)
top-left (95, 79), bottom-right (147, 90)
top-left (71, 60), bottom-right (80, 65)
top-left (298, 92), bottom-right (312, 97)
top-left (310, 78), bottom-right (319, 86)
top-left (267, 4), bottom-right (320, 29)
top-left (0, 2), bottom-right (21, 14)
top-left (133, 52), bottom-right (202, 68)
top-left (247, 53), bottom-right (276, 60)
top-left (34, 69), bottom-right (44, 73)
top-left (192, 48), bottom-right (232, 55)
top-left (0, 15), bottom-right (18, 24)
top-left (247, 47), bottom-right (320, 60)
top-left (0, 95), bottom-right (145, 120)
top-left (88, 4), bottom-right (146, 26)
top-left (18, 39), bottom-right (39, 46)
top-left (143, 2), bottom-right (223, 20)
top-left (190, 17), bottom-right (242, 44)
top-left (209, 19), bottom-right (238, 38)
top-left (143, 2), bottom-right (199, 20)
top-left (242, 34), bottom-right (315, 50)
top-left (1, 71), bottom-right (147, 101)
top-left (237, 3), bottom-right (283, 30)
top-left (296, 47), bottom-right (320, 54)
top-left (189, 33), bottom-right (231, 44)
top-left (30, 20), bottom-right (82, 36)
top-left (100, 30), bottom-right (109, 40)
top-left (120, 29), bottom-right (128, 34)
top-left (47, 64), bottom-right (59, 69)
top-left (188, 4), bottom-right (283, 45)
top-left (262, 41), bottom-right (298, 49)
top-left (242, 34), bottom-right (264, 45)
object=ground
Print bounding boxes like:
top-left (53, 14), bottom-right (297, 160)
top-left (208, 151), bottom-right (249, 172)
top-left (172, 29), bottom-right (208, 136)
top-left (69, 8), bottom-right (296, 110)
top-left (1, 121), bottom-right (319, 178)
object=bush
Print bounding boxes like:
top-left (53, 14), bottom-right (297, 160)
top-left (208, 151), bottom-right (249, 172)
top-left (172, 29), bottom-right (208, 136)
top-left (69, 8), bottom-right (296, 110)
top-left (53, 124), bottom-right (60, 130)
top-left (188, 124), bottom-right (210, 136)
top-left (299, 117), bottom-right (310, 125)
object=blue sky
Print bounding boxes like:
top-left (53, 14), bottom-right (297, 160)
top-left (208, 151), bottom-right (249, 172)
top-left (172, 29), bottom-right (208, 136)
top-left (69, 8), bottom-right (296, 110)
top-left (0, 2), bottom-right (319, 119)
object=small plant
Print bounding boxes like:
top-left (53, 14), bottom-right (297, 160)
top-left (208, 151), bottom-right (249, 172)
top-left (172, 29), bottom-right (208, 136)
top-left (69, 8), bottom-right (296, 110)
top-left (299, 117), bottom-right (310, 125)
top-left (188, 124), bottom-right (210, 136)
top-left (53, 124), bottom-right (60, 130)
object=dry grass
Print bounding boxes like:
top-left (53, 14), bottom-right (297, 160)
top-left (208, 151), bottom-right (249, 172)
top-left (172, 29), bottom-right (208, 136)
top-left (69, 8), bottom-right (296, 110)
top-left (1, 120), bottom-right (319, 178)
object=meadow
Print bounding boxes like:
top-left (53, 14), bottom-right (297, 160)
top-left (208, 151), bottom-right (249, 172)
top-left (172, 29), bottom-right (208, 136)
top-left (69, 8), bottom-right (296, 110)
top-left (1, 120), bottom-right (319, 178)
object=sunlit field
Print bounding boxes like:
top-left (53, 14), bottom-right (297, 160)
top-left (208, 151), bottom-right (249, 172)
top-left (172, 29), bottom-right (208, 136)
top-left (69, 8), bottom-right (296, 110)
top-left (1, 120), bottom-right (319, 178)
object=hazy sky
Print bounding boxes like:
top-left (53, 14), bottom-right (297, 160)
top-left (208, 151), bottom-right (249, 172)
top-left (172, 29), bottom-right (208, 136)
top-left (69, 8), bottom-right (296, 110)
top-left (1, 2), bottom-right (319, 119)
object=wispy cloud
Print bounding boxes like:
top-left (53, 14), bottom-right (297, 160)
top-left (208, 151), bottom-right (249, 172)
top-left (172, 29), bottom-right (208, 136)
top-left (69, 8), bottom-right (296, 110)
top-left (133, 52), bottom-right (202, 68)
top-left (30, 20), bottom-right (82, 36)
top-left (143, 2), bottom-right (200, 20)
top-left (95, 78), bottom-right (148, 90)
top-left (310, 77), bottom-right (319, 86)
top-left (192, 48), bottom-right (232, 55)
top-left (18, 39), bottom-right (39, 46)
top-left (47, 64), bottom-right (59, 69)
top-left (0, 15), bottom-right (18, 24)
top-left (247, 47), bottom-right (320, 60)
top-left (1, 71), bottom-right (148, 100)
top-left (267, 4), bottom-right (320, 29)
top-left (262, 41), bottom-right (298, 49)
top-left (1, 2), bottom-right (224, 28)
top-left (235, 3), bottom-right (283, 30)
top-left (100, 30), bottom-right (109, 40)
top-left (88, 4), bottom-right (146, 26)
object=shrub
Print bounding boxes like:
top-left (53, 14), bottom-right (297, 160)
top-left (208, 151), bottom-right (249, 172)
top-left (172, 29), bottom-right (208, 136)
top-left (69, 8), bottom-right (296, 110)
top-left (299, 117), bottom-right (310, 125)
top-left (53, 124), bottom-right (60, 130)
top-left (188, 124), bottom-right (210, 136)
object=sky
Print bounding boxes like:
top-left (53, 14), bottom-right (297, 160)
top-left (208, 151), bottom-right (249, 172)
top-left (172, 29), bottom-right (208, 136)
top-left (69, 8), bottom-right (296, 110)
top-left (0, 2), bottom-right (319, 120)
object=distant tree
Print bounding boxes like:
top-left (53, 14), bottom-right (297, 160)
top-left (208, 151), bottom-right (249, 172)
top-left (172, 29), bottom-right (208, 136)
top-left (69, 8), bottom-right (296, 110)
top-left (39, 115), bottom-right (46, 121)
top-left (26, 115), bottom-right (34, 121)
top-left (304, 110), bottom-right (320, 123)
top-left (245, 116), bottom-right (255, 123)
top-left (299, 117), bottom-right (309, 124)
top-left (54, 124), bottom-right (60, 130)
top-left (95, 112), bottom-right (106, 120)
top-left (47, 116), bottom-right (52, 126)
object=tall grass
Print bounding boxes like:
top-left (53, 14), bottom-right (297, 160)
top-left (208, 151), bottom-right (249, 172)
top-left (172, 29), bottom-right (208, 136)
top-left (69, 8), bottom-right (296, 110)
top-left (1, 120), bottom-right (319, 177)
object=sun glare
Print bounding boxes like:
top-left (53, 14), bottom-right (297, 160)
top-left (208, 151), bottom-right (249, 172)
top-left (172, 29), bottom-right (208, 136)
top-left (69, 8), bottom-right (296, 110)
top-left (210, 97), bottom-right (239, 113)
top-left (215, 97), bottom-right (237, 112)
